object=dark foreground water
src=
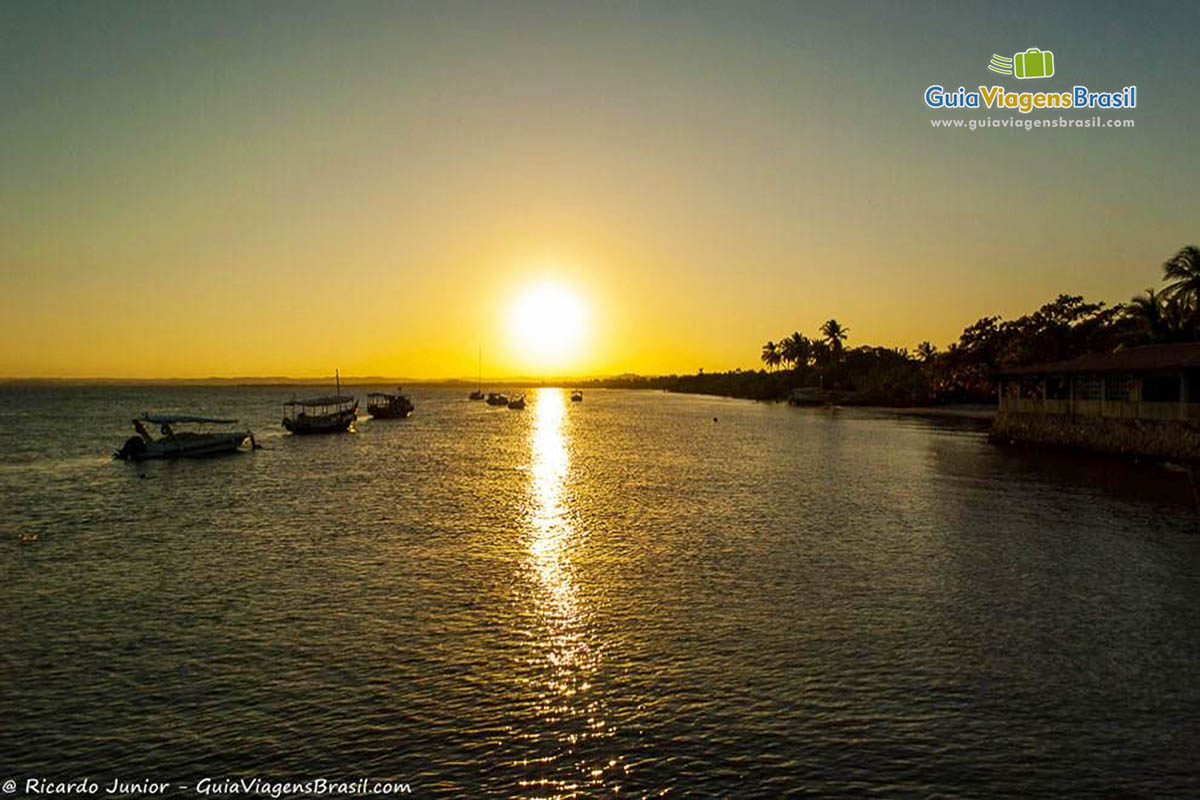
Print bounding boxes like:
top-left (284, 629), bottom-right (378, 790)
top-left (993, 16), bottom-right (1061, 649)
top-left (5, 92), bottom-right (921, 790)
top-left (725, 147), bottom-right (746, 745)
top-left (1, 386), bottom-right (1198, 798)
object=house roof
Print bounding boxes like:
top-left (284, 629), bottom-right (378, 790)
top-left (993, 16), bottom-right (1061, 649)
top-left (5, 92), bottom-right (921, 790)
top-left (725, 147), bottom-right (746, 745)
top-left (996, 342), bottom-right (1200, 376)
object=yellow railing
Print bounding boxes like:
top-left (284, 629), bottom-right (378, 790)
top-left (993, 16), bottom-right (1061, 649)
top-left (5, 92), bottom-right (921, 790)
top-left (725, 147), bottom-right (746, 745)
top-left (999, 396), bottom-right (1200, 421)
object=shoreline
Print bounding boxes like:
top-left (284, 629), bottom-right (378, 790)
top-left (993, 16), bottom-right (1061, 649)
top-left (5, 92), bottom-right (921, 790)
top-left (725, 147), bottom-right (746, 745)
top-left (658, 387), bottom-right (998, 419)
top-left (859, 404), bottom-right (997, 420)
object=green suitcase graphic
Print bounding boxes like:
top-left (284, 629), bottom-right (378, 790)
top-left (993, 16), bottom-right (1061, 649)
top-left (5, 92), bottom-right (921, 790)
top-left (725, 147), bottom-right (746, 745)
top-left (1014, 48), bottom-right (1054, 79)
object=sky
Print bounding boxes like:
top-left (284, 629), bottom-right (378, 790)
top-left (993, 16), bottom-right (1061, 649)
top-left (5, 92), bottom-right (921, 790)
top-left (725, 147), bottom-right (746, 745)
top-left (1, 0), bottom-right (1198, 378)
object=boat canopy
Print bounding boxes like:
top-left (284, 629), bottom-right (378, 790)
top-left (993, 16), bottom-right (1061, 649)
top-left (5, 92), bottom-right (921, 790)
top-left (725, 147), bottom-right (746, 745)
top-left (285, 395), bottom-right (354, 407)
top-left (141, 413), bottom-right (238, 425)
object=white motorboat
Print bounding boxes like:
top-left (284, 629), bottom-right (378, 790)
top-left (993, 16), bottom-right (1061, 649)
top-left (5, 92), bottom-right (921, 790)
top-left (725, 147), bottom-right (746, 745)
top-left (115, 414), bottom-right (253, 461)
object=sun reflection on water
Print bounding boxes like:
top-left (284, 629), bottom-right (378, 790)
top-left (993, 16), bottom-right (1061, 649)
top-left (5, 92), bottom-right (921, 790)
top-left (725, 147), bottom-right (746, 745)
top-left (520, 387), bottom-right (618, 797)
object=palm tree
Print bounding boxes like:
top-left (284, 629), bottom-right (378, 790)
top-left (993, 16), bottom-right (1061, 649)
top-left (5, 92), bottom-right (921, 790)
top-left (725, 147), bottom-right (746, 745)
top-left (1163, 246), bottom-right (1200, 337)
top-left (915, 341), bottom-right (937, 362)
top-left (780, 332), bottom-right (811, 370)
top-left (820, 319), bottom-right (849, 361)
top-left (761, 341), bottom-right (782, 371)
top-left (810, 339), bottom-right (833, 369)
top-left (1163, 245), bottom-right (1200, 302)
top-left (1163, 293), bottom-right (1192, 341)
top-left (1127, 288), bottom-right (1166, 342)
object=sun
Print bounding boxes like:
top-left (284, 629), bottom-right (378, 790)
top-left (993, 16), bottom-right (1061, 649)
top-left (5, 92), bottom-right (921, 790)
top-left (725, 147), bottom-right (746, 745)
top-left (508, 282), bottom-right (589, 371)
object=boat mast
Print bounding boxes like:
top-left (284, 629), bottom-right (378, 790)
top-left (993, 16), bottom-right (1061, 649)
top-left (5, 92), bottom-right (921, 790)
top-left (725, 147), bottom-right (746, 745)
top-left (336, 369), bottom-right (341, 400)
top-left (477, 346), bottom-right (482, 392)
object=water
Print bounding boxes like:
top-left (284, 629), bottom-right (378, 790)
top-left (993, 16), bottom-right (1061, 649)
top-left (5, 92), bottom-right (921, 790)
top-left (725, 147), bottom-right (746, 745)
top-left (2, 386), bottom-right (1198, 797)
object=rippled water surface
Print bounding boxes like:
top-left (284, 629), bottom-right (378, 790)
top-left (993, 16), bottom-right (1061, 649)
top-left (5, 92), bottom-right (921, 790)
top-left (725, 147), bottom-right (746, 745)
top-left (2, 386), bottom-right (1199, 797)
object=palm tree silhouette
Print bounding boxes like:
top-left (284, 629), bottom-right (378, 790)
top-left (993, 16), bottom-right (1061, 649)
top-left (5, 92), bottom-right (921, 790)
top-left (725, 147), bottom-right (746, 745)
top-left (780, 332), bottom-right (811, 370)
top-left (915, 341), bottom-right (937, 362)
top-left (761, 341), bottom-right (782, 371)
top-left (1163, 245), bottom-right (1200, 334)
top-left (810, 339), bottom-right (832, 369)
top-left (820, 319), bottom-right (849, 361)
top-left (1128, 287), bottom-right (1191, 343)
top-left (1128, 289), bottom-right (1166, 341)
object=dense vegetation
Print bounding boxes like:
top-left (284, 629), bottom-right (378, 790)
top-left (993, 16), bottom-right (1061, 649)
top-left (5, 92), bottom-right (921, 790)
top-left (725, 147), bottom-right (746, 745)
top-left (587, 245), bottom-right (1200, 405)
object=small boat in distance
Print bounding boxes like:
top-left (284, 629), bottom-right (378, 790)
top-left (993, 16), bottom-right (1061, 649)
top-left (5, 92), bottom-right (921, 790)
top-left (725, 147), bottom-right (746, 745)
top-left (507, 394), bottom-right (526, 410)
top-left (469, 346), bottom-right (485, 400)
top-left (486, 392), bottom-right (509, 406)
top-left (283, 371), bottom-right (357, 434)
top-left (115, 414), bottom-right (253, 461)
top-left (570, 390), bottom-right (583, 402)
top-left (367, 388), bottom-right (414, 419)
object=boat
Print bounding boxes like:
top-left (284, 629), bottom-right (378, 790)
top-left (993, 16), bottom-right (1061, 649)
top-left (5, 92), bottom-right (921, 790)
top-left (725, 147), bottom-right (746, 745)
top-left (283, 395), bottom-right (357, 433)
top-left (507, 394), bottom-right (526, 410)
top-left (469, 346), bottom-right (485, 400)
top-left (570, 390), bottom-right (583, 402)
top-left (115, 414), bottom-right (253, 461)
top-left (282, 371), bottom-right (358, 434)
top-left (486, 392), bottom-right (509, 406)
top-left (367, 388), bottom-right (414, 419)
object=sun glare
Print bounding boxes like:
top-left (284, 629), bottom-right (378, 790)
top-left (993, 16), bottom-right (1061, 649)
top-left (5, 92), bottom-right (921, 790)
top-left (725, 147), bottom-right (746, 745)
top-left (508, 282), bottom-right (588, 371)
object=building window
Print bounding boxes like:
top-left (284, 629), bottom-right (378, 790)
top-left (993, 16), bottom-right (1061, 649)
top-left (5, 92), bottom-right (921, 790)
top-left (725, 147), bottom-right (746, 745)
top-left (1142, 374), bottom-right (1181, 402)
top-left (1074, 375), bottom-right (1102, 400)
top-left (1104, 375), bottom-right (1132, 402)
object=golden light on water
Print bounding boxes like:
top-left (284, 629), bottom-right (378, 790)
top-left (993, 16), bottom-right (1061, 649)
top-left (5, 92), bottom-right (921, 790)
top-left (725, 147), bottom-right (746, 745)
top-left (530, 387), bottom-right (573, 590)
top-left (528, 388), bottom-right (585, 676)
top-left (508, 282), bottom-right (589, 373)
top-left (524, 387), bottom-right (616, 795)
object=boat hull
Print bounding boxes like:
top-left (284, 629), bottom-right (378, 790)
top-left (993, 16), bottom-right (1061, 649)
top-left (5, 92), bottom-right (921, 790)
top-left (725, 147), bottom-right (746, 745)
top-left (368, 407), bottom-right (413, 419)
top-left (116, 432), bottom-right (250, 461)
top-left (282, 409), bottom-right (356, 434)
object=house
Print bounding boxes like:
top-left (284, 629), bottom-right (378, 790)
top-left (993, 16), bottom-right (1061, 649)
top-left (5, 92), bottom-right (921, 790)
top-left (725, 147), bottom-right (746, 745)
top-left (992, 342), bottom-right (1200, 461)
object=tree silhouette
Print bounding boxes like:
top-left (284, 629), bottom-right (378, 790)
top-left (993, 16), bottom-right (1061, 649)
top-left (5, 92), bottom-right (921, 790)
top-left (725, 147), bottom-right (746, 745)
top-left (1127, 289), bottom-right (1167, 342)
top-left (761, 341), bottom-right (781, 371)
top-left (820, 319), bottom-right (849, 361)
top-left (780, 332), bottom-right (811, 370)
top-left (1126, 287), bottom-right (1191, 343)
top-left (1163, 245), bottom-right (1200, 334)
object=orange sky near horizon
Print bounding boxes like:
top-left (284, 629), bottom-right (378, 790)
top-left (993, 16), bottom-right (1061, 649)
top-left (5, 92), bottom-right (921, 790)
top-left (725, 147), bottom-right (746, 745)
top-left (2, 2), bottom-right (1197, 379)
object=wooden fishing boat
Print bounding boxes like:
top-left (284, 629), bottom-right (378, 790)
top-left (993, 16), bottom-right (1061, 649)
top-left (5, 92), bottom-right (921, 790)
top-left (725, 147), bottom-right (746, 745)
top-left (282, 395), bottom-right (357, 433)
top-left (486, 392), bottom-right (509, 406)
top-left (283, 371), bottom-right (357, 433)
top-left (570, 390), bottom-right (583, 402)
top-left (367, 389), bottom-right (414, 419)
top-left (507, 394), bottom-right (525, 410)
top-left (115, 414), bottom-right (253, 461)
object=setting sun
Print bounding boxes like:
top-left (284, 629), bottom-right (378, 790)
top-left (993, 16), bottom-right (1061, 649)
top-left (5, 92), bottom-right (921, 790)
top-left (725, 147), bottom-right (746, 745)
top-left (507, 282), bottom-right (589, 372)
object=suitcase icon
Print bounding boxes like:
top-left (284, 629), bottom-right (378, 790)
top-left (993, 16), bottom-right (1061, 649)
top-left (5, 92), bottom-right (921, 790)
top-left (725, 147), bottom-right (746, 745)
top-left (1014, 48), bottom-right (1054, 79)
